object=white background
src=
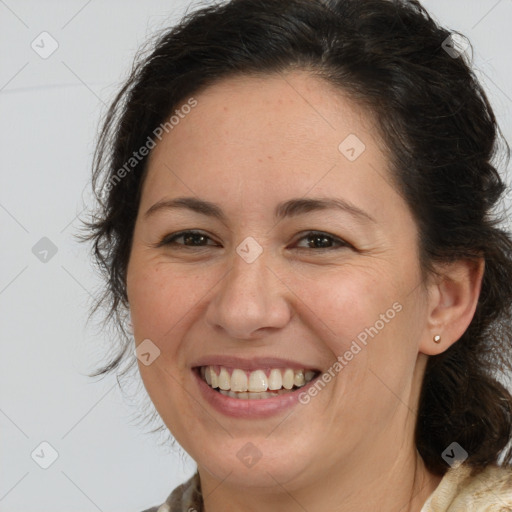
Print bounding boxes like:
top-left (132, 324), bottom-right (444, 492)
top-left (1, 1), bottom-right (511, 511)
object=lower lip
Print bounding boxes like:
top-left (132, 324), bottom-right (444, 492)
top-left (193, 369), bottom-right (317, 419)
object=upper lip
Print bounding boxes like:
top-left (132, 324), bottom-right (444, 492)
top-left (191, 355), bottom-right (320, 371)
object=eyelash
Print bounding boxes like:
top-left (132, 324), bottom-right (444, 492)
top-left (156, 230), bottom-right (353, 251)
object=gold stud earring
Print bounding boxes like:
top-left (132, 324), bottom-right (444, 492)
top-left (433, 335), bottom-right (442, 344)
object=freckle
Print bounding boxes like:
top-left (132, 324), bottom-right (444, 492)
top-left (258, 158), bottom-right (263, 163)
top-left (223, 106), bottom-right (228, 111)
top-left (267, 155), bottom-right (273, 160)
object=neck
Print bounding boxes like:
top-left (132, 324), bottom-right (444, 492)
top-left (198, 448), bottom-right (442, 512)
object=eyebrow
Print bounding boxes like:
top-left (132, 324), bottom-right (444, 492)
top-left (144, 196), bottom-right (376, 223)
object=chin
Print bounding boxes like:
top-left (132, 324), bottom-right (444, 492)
top-left (190, 436), bottom-right (315, 490)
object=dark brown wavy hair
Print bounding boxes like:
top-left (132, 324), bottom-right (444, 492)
top-left (79, 0), bottom-right (512, 477)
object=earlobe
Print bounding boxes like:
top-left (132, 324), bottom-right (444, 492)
top-left (419, 258), bottom-right (485, 356)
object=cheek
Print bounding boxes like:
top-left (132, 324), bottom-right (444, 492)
top-left (293, 264), bottom-right (402, 351)
top-left (295, 263), bottom-right (421, 400)
top-left (128, 252), bottom-right (413, 355)
top-left (127, 256), bottom-right (217, 343)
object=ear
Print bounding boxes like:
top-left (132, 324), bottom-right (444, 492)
top-left (419, 258), bottom-right (485, 356)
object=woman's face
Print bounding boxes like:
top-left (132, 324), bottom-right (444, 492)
top-left (126, 71), bottom-right (432, 489)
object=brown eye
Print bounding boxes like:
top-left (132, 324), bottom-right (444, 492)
top-left (293, 231), bottom-right (352, 250)
top-left (157, 230), bottom-right (219, 248)
top-left (155, 230), bottom-right (353, 252)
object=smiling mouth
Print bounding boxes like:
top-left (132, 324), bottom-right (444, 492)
top-left (197, 365), bottom-right (320, 400)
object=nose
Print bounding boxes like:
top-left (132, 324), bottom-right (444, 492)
top-left (205, 250), bottom-right (293, 340)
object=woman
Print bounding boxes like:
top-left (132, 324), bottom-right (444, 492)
top-left (81, 0), bottom-right (512, 510)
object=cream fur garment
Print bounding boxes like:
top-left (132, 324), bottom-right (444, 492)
top-left (142, 464), bottom-right (512, 512)
top-left (420, 463), bottom-right (512, 511)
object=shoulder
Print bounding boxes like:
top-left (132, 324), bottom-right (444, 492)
top-left (139, 473), bottom-right (202, 512)
top-left (422, 463), bottom-right (512, 511)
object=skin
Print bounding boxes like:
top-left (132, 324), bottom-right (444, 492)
top-left (126, 71), bottom-right (484, 512)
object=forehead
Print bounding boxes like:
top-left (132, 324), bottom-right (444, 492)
top-left (151, 70), bottom-right (379, 157)
top-left (142, 70), bottom-right (396, 219)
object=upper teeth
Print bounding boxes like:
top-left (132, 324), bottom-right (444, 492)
top-left (201, 366), bottom-right (316, 392)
